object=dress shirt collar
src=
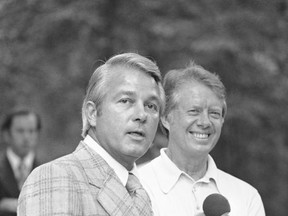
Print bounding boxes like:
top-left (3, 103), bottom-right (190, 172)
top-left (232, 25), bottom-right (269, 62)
top-left (83, 135), bottom-right (138, 186)
top-left (6, 147), bottom-right (35, 174)
top-left (155, 148), bottom-right (219, 193)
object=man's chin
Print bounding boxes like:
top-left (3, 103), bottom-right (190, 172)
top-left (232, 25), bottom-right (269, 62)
top-left (18, 149), bottom-right (31, 158)
top-left (127, 148), bottom-right (150, 160)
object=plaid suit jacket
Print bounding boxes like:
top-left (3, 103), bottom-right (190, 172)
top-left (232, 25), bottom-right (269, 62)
top-left (17, 142), bottom-right (142, 216)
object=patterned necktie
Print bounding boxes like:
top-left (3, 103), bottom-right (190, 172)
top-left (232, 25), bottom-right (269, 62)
top-left (17, 161), bottom-right (27, 190)
top-left (126, 173), bottom-right (153, 216)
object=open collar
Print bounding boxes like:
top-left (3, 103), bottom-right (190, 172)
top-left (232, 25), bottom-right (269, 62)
top-left (6, 147), bottom-right (35, 174)
top-left (153, 148), bottom-right (220, 194)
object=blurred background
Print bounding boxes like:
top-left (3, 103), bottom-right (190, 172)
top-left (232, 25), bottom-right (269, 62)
top-left (0, 0), bottom-right (287, 215)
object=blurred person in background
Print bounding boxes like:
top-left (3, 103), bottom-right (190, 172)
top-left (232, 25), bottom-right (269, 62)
top-left (18, 53), bottom-right (165, 216)
top-left (139, 63), bottom-right (265, 216)
top-left (0, 108), bottom-right (42, 216)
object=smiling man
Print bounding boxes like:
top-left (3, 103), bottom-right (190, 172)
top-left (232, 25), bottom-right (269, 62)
top-left (18, 53), bottom-right (165, 216)
top-left (139, 63), bottom-right (265, 216)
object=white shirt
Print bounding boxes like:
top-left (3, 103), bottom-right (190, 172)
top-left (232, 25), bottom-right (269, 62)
top-left (84, 135), bottom-right (138, 186)
top-left (6, 148), bottom-right (35, 188)
top-left (139, 148), bottom-right (266, 216)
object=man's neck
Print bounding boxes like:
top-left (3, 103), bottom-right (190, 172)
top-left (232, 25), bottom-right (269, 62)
top-left (165, 148), bottom-right (208, 181)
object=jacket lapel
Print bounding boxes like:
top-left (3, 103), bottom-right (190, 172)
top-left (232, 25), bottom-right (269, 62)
top-left (73, 142), bottom-right (137, 216)
top-left (97, 169), bottom-right (138, 216)
top-left (0, 154), bottom-right (20, 196)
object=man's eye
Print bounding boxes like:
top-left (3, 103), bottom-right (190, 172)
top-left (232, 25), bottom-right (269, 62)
top-left (119, 99), bottom-right (129, 104)
top-left (147, 103), bottom-right (158, 111)
top-left (210, 112), bottom-right (221, 119)
top-left (16, 129), bottom-right (25, 134)
top-left (188, 109), bottom-right (199, 115)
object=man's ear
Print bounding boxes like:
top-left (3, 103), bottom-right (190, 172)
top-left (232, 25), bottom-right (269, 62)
top-left (160, 115), bottom-right (171, 132)
top-left (221, 117), bottom-right (225, 125)
top-left (221, 101), bottom-right (227, 125)
top-left (86, 101), bottom-right (98, 127)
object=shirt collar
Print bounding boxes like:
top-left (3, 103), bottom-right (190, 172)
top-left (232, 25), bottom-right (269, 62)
top-left (200, 155), bottom-right (218, 183)
top-left (6, 147), bottom-right (35, 172)
top-left (154, 148), bottom-right (219, 193)
top-left (84, 135), bottom-right (137, 186)
top-left (153, 148), bottom-right (183, 193)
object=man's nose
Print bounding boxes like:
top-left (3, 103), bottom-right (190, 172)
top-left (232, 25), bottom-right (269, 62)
top-left (133, 103), bottom-right (148, 123)
top-left (23, 131), bottom-right (35, 141)
top-left (197, 112), bottom-right (211, 128)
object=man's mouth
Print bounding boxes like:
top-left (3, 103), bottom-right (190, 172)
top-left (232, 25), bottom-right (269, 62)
top-left (127, 130), bottom-right (145, 137)
top-left (191, 132), bottom-right (210, 139)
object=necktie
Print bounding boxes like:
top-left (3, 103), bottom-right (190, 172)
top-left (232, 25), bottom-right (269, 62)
top-left (17, 161), bottom-right (27, 190)
top-left (126, 173), bottom-right (153, 216)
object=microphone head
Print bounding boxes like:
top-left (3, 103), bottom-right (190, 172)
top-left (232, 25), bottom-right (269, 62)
top-left (203, 193), bottom-right (231, 216)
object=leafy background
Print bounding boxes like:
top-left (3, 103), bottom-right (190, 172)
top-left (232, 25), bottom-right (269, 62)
top-left (0, 0), bottom-right (287, 215)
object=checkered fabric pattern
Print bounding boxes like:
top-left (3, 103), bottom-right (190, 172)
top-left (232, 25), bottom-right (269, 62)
top-left (17, 142), bottom-right (151, 216)
top-left (126, 173), bottom-right (153, 216)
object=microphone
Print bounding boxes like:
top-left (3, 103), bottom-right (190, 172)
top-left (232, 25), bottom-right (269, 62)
top-left (202, 193), bottom-right (231, 216)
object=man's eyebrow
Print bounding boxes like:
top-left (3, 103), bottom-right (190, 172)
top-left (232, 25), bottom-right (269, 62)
top-left (121, 91), bottom-right (135, 96)
top-left (113, 90), bottom-right (160, 103)
top-left (147, 95), bottom-right (161, 105)
top-left (112, 91), bottom-right (135, 100)
top-left (210, 106), bottom-right (223, 111)
top-left (150, 94), bottom-right (160, 100)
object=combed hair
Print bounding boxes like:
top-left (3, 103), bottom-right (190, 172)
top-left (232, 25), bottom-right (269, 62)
top-left (1, 108), bottom-right (42, 132)
top-left (161, 62), bottom-right (227, 136)
top-left (81, 53), bottom-right (165, 138)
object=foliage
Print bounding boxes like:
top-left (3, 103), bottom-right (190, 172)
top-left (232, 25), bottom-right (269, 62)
top-left (0, 0), bottom-right (287, 215)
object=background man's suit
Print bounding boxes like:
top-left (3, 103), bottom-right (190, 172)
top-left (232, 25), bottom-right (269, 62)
top-left (18, 142), bottom-right (144, 215)
top-left (0, 152), bottom-right (39, 216)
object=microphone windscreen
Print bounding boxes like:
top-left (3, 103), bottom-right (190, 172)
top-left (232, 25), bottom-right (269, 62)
top-left (203, 193), bottom-right (231, 216)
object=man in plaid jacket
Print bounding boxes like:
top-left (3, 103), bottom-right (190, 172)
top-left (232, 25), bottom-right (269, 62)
top-left (17, 53), bottom-right (165, 216)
